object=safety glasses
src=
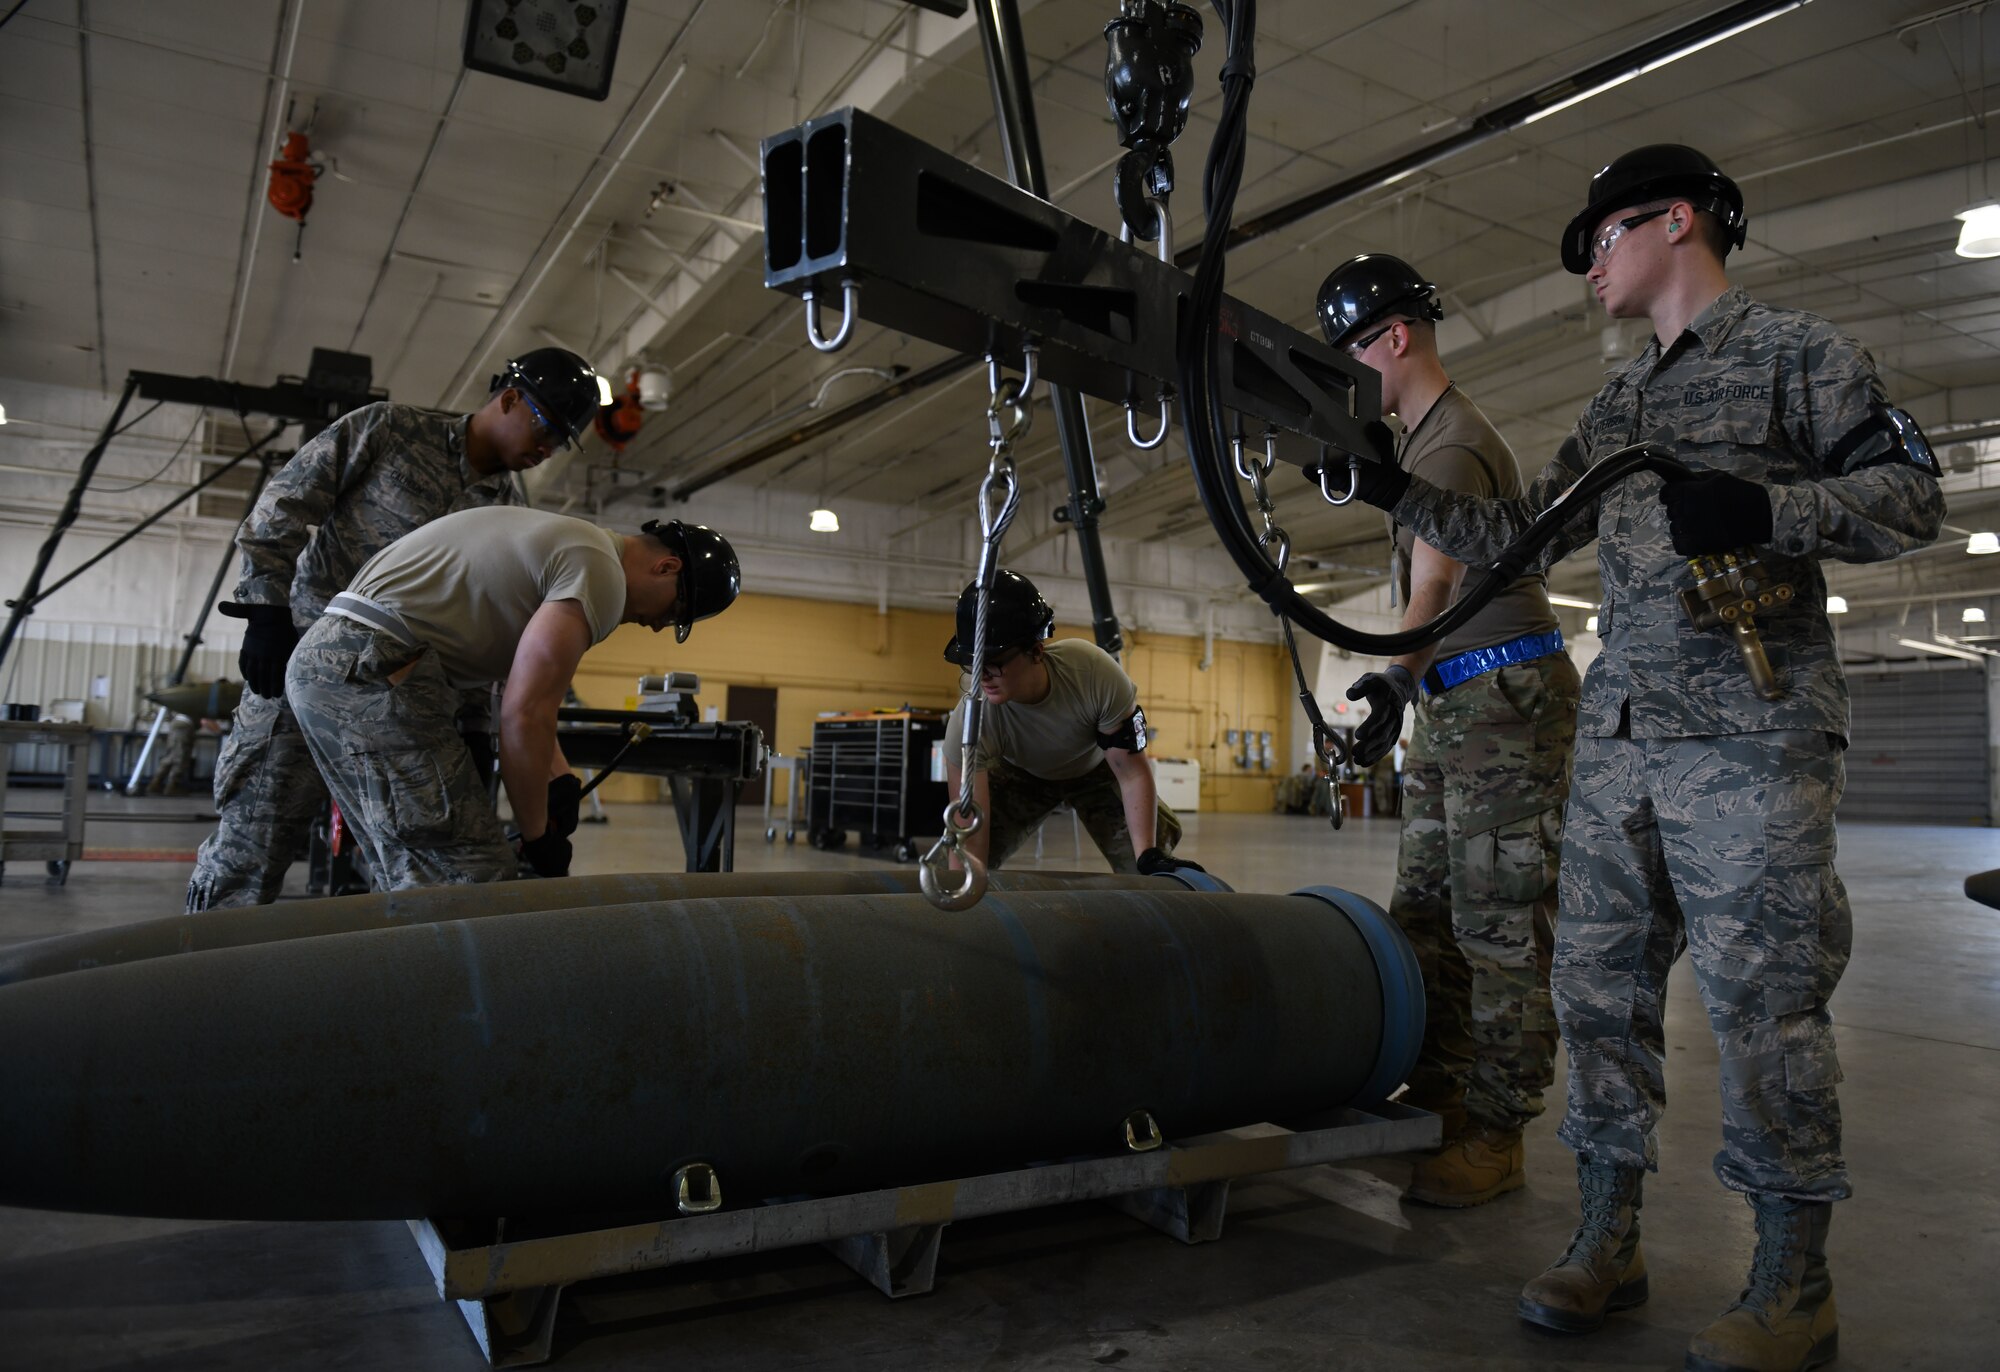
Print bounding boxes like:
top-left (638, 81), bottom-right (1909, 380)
top-left (977, 648), bottom-right (1026, 679)
top-left (518, 392), bottom-right (565, 449)
top-left (1590, 206), bottom-right (1673, 268)
top-left (1344, 321), bottom-right (1396, 359)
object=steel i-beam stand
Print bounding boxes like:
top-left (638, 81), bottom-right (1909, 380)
top-left (124, 452), bottom-right (282, 795)
top-left (972, 0), bottom-right (1124, 657)
top-left (0, 375), bottom-right (140, 675)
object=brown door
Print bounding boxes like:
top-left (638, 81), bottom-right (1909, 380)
top-left (725, 685), bottom-right (780, 778)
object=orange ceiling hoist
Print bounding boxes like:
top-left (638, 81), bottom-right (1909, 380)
top-left (267, 130), bottom-right (319, 261)
top-left (594, 367), bottom-right (647, 451)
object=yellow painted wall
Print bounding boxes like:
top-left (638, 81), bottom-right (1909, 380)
top-left (574, 592), bottom-right (1292, 813)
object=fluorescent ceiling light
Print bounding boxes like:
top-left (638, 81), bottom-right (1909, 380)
top-left (1521, 2), bottom-right (1806, 126)
top-left (1585, 615), bottom-right (1599, 633)
top-left (1967, 531), bottom-right (2000, 555)
top-left (1956, 204), bottom-right (2000, 259)
top-left (1547, 594), bottom-right (1598, 610)
top-left (1965, 607), bottom-right (1988, 623)
top-left (1826, 595), bottom-right (1848, 614)
top-left (1897, 637), bottom-right (1984, 663)
top-left (808, 507), bottom-right (840, 533)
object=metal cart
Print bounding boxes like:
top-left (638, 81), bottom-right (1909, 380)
top-left (0, 719), bottom-right (91, 886)
top-left (805, 712), bottom-right (948, 862)
top-left (762, 750), bottom-right (804, 845)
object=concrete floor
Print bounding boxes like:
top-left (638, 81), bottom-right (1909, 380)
top-left (1, 795), bottom-right (1996, 1370)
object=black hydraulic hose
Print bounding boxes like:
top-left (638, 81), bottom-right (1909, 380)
top-left (1175, 0), bottom-right (1696, 657)
top-left (1228, 442), bottom-right (1693, 656)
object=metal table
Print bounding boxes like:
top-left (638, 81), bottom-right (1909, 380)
top-left (0, 719), bottom-right (91, 886)
top-left (556, 710), bottom-right (765, 873)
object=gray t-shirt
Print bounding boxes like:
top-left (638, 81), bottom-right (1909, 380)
top-left (338, 507), bottom-right (626, 688)
top-left (1390, 386), bottom-right (1558, 659)
top-left (943, 639), bottom-right (1141, 781)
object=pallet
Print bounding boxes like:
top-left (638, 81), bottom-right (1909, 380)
top-left (407, 1100), bottom-right (1438, 1365)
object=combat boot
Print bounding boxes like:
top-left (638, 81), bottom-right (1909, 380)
top-left (1685, 1196), bottom-right (1836, 1372)
top-left (1405, 1126), bottom-right (1524, 1207)
top-left (1517, 1156), bottom-right (1648, 1333)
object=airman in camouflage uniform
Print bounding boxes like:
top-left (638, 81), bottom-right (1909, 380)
top-left (939, 570), bottom-right (1193, 879)
top-left (1351, 146), bottom-right (1944, 1370)
top-left (1319, 253), bottom-right (1578, 1207)
top-left (184, 360), bottom-right (586, 911)
top-left (975, 755), bottom-right (1183, 870)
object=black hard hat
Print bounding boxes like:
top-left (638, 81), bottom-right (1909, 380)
top-left (642, 519), bottom-right (741, 643)
top-left (943, 569), bottom-right (1054, 666)
top-left (491, 347), bottom-right (603, 450)
top-left (1559, 143), bottom-right (1747, 274)
top-left (1316, 254), bottom-right (1444, 350)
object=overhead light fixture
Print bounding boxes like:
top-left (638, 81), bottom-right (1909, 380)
top-left (808, 507), bottom-right (840, 533)
top-left (1968, 532), bottom-right (2000, 555)
top-left (1585, 615), bottom-right (1600, 633)
top-left (1547, 594), bottom-right (1598, 610)
top-left (636, 366), bottom-right (672, 412)
top-left (1521, 1), bottom-right (1807, 125)
top-left (1897, 637), bottom-right (1985, 663)
top-left (594, 373), bottom-right (615, 407)
top-left (1956, 204), bottom-right (2000, 259)
top-left (1826, 595), bottom-right (1848, 614)
top-left (1965, 607), bottom-right (1988, 623)
top-left (0, 402), bottom-right (8, 425)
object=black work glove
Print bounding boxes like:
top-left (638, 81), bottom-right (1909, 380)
top-left (1660, 469), bottom-right (1772, 556)
top-left (1137, 847), bottom-right (1206, 876)
top-left (517, 830), bottom-right (573, 879)
top-left (1310, 421), bottom-right (1409, 511)
top-left (547, 773), bottom-right (583, 839)
top-left (218, 602), bottom-right (300, 698)
top-left (1345, 664), bottom-right (1417, 768)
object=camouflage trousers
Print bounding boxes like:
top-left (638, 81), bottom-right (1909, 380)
top-left (1555, 727), bottom-right (1851, 1201)
top-left (187, 688), bottom-right (328, 909)
top-left (985, 759), bottom-right (1183, 873)
top-left (287, 616), bottom-right (516, 890)
top-left (1390, 652), bottom-right (1579, 1133)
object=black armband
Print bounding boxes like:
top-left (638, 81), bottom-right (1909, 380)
top-left (1097, 707), bottom-right (1148, 754)
top-left (1830, 404), bottom-right (1939, 477)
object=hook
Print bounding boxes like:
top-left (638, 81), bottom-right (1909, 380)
top-left (1317, 445), bottom-right (1361, 505)
top-left (919, 844), bottom-right (988, 912)
top-left (918, 802), bottom-right (988, 911)
top-left (803, 278), bottom-right (858, 352)
top-left (1126, 392), bottom-right (1171, 449)
top-left (1119, 197), bottom-right (1173, 264)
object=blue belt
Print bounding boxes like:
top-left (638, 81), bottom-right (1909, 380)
top-left (1423, 629), bottom-right (1565, 695)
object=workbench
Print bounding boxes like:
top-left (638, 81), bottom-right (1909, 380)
top-left (0, 719), bottom-right (90, 886)
top-left (555, 710), bottom-right (765, 873)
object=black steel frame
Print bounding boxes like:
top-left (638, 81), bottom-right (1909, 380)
top-left (760, 108), bottom-right (1381, 461)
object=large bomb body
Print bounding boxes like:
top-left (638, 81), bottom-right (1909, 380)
top-left (0, 887), bottom-right (1419, 1220)
top-left (0, 869), bottom-right (1178, 986)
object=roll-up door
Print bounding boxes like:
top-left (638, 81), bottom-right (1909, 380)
top-left (1841, 666), bottom-right (1989, 824)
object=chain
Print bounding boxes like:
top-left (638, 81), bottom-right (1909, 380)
top-left (1235, 427), bottom-right (1348, 827)
top-left (920, 347), bottom-right (1036, 911)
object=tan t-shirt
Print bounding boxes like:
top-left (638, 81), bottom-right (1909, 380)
top-left (943, 639), bottom-right (1141, 781)
top-left (340, 507), bottom-right (627, 688)
top-left (1390, 386), bottom-right (1558, 660)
